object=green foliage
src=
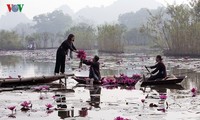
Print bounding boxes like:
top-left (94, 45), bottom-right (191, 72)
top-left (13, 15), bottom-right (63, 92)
top-left (97, 24), bottom-right (125, 53)
top-left (65, 23), bottom-right (96, 49)
top-left (124, 28), bottom-right (151, 46)
top-left (33, 10), bottom-right (72, 33)
top-left (0, 30), bottom-right (23, 50)
top-left (25, 32), bottom-right (64, 49)
top-left (143, 1), bottom-right (200, 56)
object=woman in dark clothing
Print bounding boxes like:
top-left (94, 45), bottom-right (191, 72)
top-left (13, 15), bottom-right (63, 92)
top-left (82, 55), bottom-right (101, 81)
top-left (146, 55), bottom-right (167, 81)
top-left (54, 34), bottom-right (78, 75)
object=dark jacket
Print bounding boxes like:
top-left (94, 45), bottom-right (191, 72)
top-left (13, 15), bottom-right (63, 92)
top-left (82, 60), bottom-right (101, 81)
top-left (150, 62), bottom-right (167, 78)
top-left (58, 40), bottom-right (76, 55)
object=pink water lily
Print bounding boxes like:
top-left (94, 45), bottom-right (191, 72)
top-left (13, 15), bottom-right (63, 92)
top-left (33, 85), bottom-right (50, 91)
top-left (159, 94), bottom-right (167, 100)
top-left (114, 116), bottom-right (129, 120)
top-left (77, 50), bottom-right (86, 60)
top-left (191, 88), bottom-right (197, 93)
top-left (191, 88), bottom-right (197, 97)
top-left (117, 74), bottom-right (138, 85)
top-left (8, 106), bottom-right (16, 115)
top-left (102, 77), bottom-right (117, 85)
top-left (132, 74), bottom-right (141, 80)
top-left (8, 106), bottom-right (16, 111)
top-left (21, 101), bottom-right (31, 109)
top-left (45, 103), bottom-right (53, 110)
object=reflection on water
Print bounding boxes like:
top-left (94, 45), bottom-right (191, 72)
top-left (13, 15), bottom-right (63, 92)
top-left (1, 53), bottom-right (200, 119)
top-left (0, 55), bottom-right (21, 66)
top-left (86, 86), bottom-right (101, 108)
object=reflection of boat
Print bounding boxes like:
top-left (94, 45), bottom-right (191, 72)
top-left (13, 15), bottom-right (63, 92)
top-left (144, 84), bottom-right (185, 91)
top-left (72, 76), bottom-right (186, 86)
top-left (141, 76), bottom-right (186, 85)
top-left (0, 74), bottom-right (74, 87)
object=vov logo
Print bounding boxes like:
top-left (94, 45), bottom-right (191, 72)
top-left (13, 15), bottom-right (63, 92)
top-left (7, 4), bottom-right (24, 12)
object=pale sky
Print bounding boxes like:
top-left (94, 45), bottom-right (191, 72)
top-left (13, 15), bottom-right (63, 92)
top-left (0, 0), bottom-right (188, 19)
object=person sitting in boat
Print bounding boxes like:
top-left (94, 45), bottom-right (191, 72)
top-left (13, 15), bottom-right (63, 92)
top-left (145, 55), bottom-right (167, 81)
top-left (81, 55), bottom-right (101, 83)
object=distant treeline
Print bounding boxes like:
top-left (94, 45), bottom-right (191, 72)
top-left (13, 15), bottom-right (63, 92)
top-left (2, 0), bottom-right (200, 56)
top-left (0, 8), bottom-right (154, 52)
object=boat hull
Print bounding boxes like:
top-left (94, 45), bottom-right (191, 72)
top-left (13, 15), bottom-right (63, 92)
top-left (73, 76), bottom-right (186, 86)
top-left (0, 74), bottom-right (74, 87)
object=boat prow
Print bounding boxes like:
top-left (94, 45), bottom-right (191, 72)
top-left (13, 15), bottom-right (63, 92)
top-left (0, 74), bottom-right (74, 87)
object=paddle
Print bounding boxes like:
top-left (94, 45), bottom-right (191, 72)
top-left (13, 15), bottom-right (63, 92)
top-left (136, 66), bottom-right (151, 89)
top-left (138, 66), bottom-right (152, 92)
top-left (145, 66), bottom-right (151, 75)
top-left (79, 59), bottom-right (83, 68)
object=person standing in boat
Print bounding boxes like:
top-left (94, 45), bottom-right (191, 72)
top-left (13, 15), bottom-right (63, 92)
top-left (145, 55), bottom-right (167, 81)
top-left (81, 55), bottom-right (101, 82)
top-left (54, 34), bottom-right (78, 75)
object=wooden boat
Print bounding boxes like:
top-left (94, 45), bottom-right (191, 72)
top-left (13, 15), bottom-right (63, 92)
top-left (0, 74), bottom-right (74, 87)
top-left (141, 76), bottom-right (186, 86)
top-left (72, 76), bottom-right (186, 86)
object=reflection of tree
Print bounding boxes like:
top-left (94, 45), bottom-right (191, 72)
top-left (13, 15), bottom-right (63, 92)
top-left (34, 62), bottom-right (54, 75)
top-left (0, 56), bottom-right (21, 67)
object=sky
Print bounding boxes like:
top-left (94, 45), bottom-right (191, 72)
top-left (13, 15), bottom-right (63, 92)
top-left (0, 0), bottom-right (188, 19)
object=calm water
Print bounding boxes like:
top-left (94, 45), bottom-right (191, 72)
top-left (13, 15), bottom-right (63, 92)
top-left (0, 50), bottom-right (200, 120)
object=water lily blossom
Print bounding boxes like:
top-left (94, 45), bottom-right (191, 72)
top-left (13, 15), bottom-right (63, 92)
top-left (132, 74), bottom-right (141, 80)
top-left (114, 116), bottom-right (129, 120)
top-left (159, 94), bottom-right (167, 100)
top-left (7, 106), bottom-right (16, 114)
top-left (77, 50), bottom-right (86, 60)
top-left (21, 101), bottom-right (31, 110)
top-left (8, 106), bottom-right (16, 111)
top-left (46, 103), bottom-right (53, 110)
top-left (33, 85), bottom-right (50, 91)
top-left (191, 88), bottom-right (197, 97)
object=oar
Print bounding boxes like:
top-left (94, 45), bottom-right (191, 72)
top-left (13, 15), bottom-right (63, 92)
top-left (79, 59), bottom-right (83, 68)
top-left (145, 66), bottom-right (151, 74)
top-left (136, 67), bottom-right (150, 89)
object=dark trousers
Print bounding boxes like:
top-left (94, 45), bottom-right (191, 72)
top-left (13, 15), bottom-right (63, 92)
top-left (54, 49), bottom-right (66, 74)
top-left (148, 74), bottom-right (164, 81)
